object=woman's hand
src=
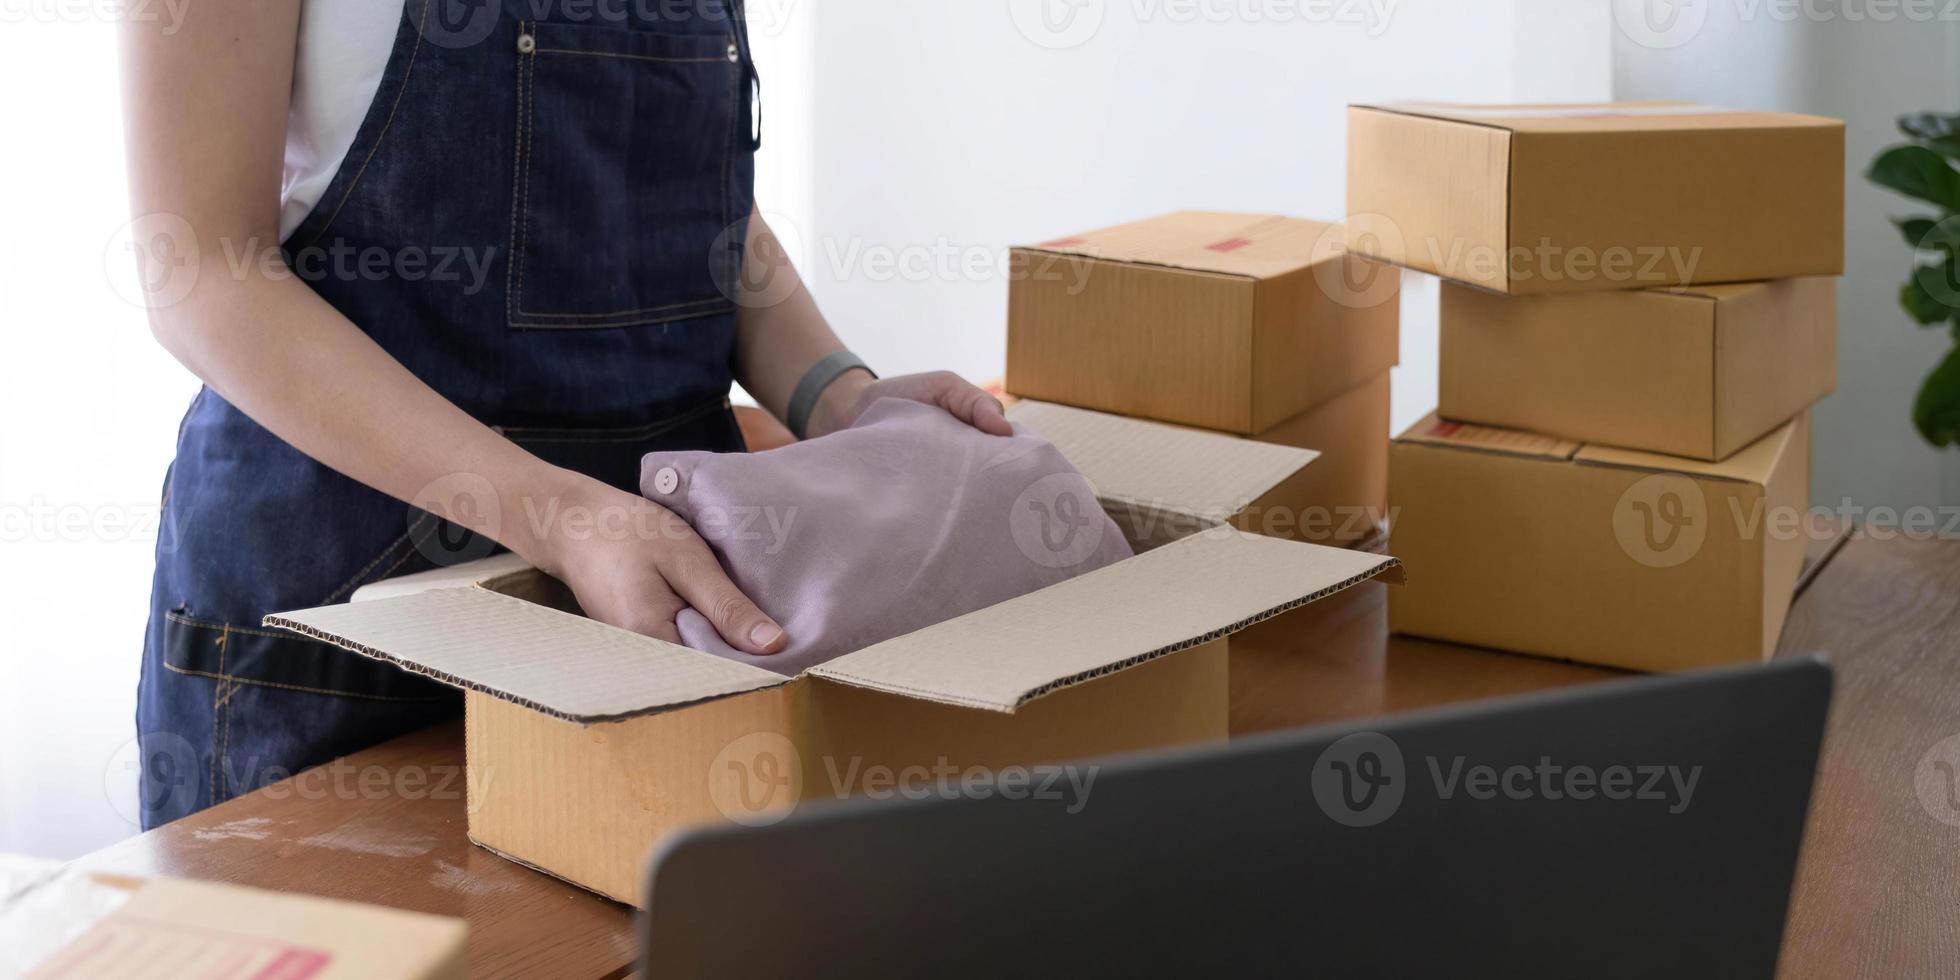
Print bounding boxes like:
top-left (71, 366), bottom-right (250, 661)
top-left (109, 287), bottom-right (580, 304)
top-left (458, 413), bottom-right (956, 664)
top-left (807, 369), bottom-right (1014, 440)
top-left (521, 473), bottom-right (787, 654)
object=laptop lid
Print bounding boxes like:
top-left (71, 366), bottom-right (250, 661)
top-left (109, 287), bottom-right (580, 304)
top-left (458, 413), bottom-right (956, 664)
top-left (643, 657), bottom-right (1831, 979)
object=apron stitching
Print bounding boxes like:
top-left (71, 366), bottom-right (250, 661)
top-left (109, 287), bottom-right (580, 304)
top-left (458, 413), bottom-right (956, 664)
top-left (513, 296), bottom-right (732, 319)
top-left (497, 396), bottom-right (728, 443)
top-left (298, 0), bottom-right (432, 249)
top-left (504, 23), bottom-right (528, 329)
top-left (209, 626), bottom-right (227, 802)
top-left (163, 662), bottom-right (455, 703)
top-left (512, 35), bottom-right (537, 324)
top-left (383, 521), bottom-right (444, 581)
top-left (218, 663), bottom-right (234, 800)
top-left (165, 610), bottom-right (292, 640)
top-left (722, 29), bottom-right (736, 279)
top-left (317, 511), bottom-right (430, 605)
top-left (528, 48), bottom-right (726, 64)
top-left (509, 308), bottom-right (734, 330)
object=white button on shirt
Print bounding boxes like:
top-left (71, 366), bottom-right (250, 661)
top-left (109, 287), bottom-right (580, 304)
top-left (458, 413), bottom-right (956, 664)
top-left (651, 466), bottom-right (681, 496)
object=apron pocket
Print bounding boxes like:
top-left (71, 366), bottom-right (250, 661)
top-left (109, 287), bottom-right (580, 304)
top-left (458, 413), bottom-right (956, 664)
top-left (507, 20), bottom-right (742, 330)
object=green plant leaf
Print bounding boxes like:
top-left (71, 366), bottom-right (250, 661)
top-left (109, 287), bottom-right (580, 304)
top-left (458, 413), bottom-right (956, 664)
top-left (1898, 216), bottom-right (1939, 248)
top-left (1913, 344), bottom-right (1960, 446)
top-left (1902, 269), bottom-right (1957, 324)
top-left (1869, 145), bottom-right (1960, 210)
top-left (1900, 112), bottom-right (1960, 158)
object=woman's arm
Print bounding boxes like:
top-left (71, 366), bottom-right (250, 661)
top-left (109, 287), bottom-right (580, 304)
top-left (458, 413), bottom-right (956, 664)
top-left (731, 210), bottom-right (1012, 439)
top-left (119, 0), bottom-right (785, 654)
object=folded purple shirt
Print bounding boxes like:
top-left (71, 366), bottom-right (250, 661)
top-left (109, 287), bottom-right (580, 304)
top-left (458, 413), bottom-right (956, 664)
top-left (639, 397), bottom-right (1132, 674)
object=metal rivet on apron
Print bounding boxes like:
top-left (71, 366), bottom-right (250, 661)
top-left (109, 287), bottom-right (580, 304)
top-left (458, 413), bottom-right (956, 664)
top-left (726, 42), bottom-right (739, 63)
top-left (517, 33), bottom-right (536, 54)
top-left (652, 466), bottom-right (680, 497)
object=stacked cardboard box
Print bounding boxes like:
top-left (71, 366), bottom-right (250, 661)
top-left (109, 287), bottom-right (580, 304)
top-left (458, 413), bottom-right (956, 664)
top-left (1345, 101), bottom-right (1844, 672)
top-left (1004, 211), bottom-right (1402, 547)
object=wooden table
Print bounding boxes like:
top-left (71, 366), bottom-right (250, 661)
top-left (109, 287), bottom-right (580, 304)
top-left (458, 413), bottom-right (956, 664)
top-left (75, 526), bottom-right (1960, 979)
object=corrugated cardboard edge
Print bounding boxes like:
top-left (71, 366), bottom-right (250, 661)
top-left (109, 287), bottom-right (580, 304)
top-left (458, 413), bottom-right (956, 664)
top-left (1008, 399), bottom-right (1318, 528)
top-left (265, 592), bottom-right (788, 725)
top-left (809, 550), bottom-right (1403, 714)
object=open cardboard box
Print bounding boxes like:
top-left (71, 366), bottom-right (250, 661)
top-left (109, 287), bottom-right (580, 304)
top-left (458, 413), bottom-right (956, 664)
top-left (267, 402), bottom-right (1403, 905)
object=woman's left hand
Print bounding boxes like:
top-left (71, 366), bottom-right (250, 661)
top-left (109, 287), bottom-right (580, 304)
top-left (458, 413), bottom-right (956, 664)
top-left (809, 369), bottom-right (1014, 439)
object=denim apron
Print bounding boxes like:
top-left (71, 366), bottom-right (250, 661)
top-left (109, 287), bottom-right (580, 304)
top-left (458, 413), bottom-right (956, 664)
top-left (135, 0), bottom-right (760, 828)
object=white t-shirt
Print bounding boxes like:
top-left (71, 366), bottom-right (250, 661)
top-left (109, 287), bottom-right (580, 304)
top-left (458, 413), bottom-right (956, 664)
top-left (279, 0), bottom-right (402, 241)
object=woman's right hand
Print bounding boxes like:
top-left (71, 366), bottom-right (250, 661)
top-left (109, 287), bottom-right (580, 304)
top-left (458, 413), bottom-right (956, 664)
top-left (522, 473), bottom-right (787, 655)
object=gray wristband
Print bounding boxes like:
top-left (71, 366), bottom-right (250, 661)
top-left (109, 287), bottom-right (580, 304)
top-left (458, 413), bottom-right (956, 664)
top-left (786, 350), bottom-right (875, 440)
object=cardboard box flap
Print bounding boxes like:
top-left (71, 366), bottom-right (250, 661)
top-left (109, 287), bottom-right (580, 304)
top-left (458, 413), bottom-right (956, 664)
top-left (809, 529), bottom-right (1401, 713)
top-left (351, 551), bottom-right (535, 601)
top-left (1394, 413), bottom-right (1580, 461)
top-left (1355, 101), bottom-right (1839, 134)
top-left (1008, 399), bottom-right (1317, 525)
top-left (1655, 281), bottom-right (1760, 303)
top-left (267, 588), bottom-right (787, 723)
top-left (1021, 210), bottom-right (1334, 280)
top-left (1575, 414), bottom-right (1804, 485)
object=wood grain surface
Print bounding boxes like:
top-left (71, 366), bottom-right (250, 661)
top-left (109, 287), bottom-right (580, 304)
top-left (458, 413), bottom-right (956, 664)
top-left (71, 723), bottom-right (639, 980)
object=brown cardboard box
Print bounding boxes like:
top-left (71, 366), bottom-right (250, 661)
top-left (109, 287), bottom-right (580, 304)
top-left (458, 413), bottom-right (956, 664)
top-left (1388, 412), bottom-right (1809, 672)
top-left (1346, 102), bottom-right (1844, 294)
top-left (270, 411), bottom-right (1403, 905)
top-left (8, 873), bottom-right (466, 979)
top-left (1240, 370), bottom-right (1390, 546)
top-left (997, 376), bottom-right (1392, 547)
top-left (1006, 377), bottom-right (1388, 548)
top-left (1005, 211), bottom-right (1399, 433)
top-left (1439, 277), bottom-right (1837, 460)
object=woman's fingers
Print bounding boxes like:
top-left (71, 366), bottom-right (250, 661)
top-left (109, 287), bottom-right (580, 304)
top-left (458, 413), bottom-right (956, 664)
top-left (658, 532), bottom-right (787, 655)
top-left (929, 372), bottom-right (1014, 436)
top-left (964, 388), bottom-right (1014, 436)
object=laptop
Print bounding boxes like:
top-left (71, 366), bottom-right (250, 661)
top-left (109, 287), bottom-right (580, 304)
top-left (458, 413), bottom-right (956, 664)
top-left (642, 657), bottom-right (1832, 979)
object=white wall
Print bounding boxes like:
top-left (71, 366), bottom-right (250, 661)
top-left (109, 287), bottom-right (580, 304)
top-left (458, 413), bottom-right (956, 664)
top-left (772, 0), bottom-right (1611, 436)
top-left (0, 15), bottom-right (200, 858)
top-left (1613, 2), bottom-right (1960, 511)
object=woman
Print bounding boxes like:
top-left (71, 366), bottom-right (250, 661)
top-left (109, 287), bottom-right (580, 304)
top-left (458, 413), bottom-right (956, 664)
top-left (120, 0), bottom-right (1010, 827)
